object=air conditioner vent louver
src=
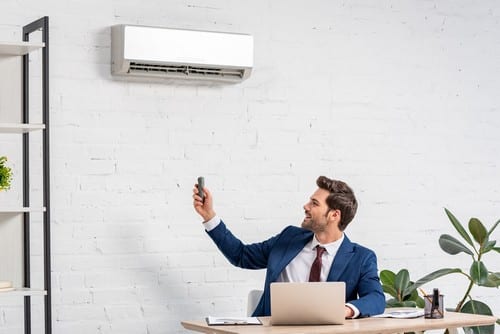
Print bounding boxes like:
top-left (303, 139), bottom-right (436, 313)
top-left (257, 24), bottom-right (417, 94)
top-left (111, 25), bottom-right (253, 83)
top-left (129, 62), bottom-right (244, 79)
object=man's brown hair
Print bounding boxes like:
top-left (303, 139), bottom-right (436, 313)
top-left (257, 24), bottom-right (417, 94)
top-left (316, 176), bottom-right (358, 231)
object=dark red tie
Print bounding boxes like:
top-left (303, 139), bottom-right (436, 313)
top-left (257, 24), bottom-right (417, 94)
top-left (308, 246), bottom-right (326, 282)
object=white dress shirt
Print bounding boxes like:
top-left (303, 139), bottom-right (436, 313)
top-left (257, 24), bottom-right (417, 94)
top-left (276, 233), bottom-right (344, 283)
top-left (203, 216), bottom-right (360, 318)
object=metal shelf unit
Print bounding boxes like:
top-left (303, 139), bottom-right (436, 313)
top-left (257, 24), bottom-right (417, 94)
top-left (0, 16), bottom-right (51, 334)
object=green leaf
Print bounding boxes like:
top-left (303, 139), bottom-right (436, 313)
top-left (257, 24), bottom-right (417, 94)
top-left (461, 300), bottom-right (493, 315)
top-left (0, 156), bottom-right (13, 191)
top-left (439, 234), bottom-right (474, 256)
top-left (386, 298), bottom-right (404, 308)
top-left (394, 269), bottom-right (410, 300)
top-left (469, 218), bottom-right (488, 245)
top-left (401, 300), bottom-right (417, 307)
top-left (416, 296), bottom-right (425, 308)
top-left (461, 300), bottom-right (494, 334)
top-left (487, 219), bottom-right (500, 236)
top-left (491, 272), bottom-right (500, 279)
top-left (405, 268), bottom-right (463, 296)
top-left (481, 272), bottom-right (500, 288)
top-left (380, 270), bottom-right (396, 286)
top-left (463, 326), bottom-right (495, 334)
top-left (481, 240), bottom-right (496, 253)
top-left (481, 273), bottom-right (500, 288)
top-left (470, 261), bottom-right (489, 285)
top-left (492, 247), bottom-right (500, 253)
top-left (405, 287), bottom-right (419, 302)
top-left (382, 284), bottom-right (398, 299)
top-left (445, 208), bottom-right (474, 247)
top-left (386, 300), bottom-right (417, 308)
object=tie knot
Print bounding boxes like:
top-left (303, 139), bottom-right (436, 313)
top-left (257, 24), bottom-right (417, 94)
top-left (315, 246), bottom-right (326, 257)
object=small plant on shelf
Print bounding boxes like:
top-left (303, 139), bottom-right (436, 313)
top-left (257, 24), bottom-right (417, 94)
top-left (0, 156), bottom-right (12, 191)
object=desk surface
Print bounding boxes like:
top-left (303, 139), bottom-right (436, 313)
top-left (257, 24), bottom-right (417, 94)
top-left (181, 312), bottom-right (497, 334)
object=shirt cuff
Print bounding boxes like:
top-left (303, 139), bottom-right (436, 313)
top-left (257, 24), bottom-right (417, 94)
top-left (203, 215), bottom-right (221, 232)
top-left (346, 303), bottom-right (360, 319)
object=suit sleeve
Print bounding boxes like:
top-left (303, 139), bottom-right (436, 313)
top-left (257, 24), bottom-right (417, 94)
top-left (349, 251), bottom-right (386, 317)
top-left (206, 220), bottom-right (280, 270)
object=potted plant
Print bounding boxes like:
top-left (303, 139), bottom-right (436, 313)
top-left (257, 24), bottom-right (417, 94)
top-left (381, 209), bottom-right (499, 334)
top-left (380, 268), bottom-right (425, 308)
top-left (0, 156), bottom-right (12, 191)
top-left (413, 209), bottom-right (499, 333)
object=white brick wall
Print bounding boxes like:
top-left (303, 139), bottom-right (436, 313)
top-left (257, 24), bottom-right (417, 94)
top-left (1, 1), bottom-right (499, 333)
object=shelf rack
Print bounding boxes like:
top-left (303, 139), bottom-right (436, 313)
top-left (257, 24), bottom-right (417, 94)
top-left (0, 16), bottom-right (51, 334)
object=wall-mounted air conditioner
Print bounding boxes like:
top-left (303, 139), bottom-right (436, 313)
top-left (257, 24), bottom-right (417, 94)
top-left (111, 25), bottom-right (253, 83)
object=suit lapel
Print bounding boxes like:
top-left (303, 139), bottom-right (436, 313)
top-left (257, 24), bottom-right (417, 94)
top-left (270, 230), bottom-right (313, 281)
top-left (327, 235), bottom-right (355, 281)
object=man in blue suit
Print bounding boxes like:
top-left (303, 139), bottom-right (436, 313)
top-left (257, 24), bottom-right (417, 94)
top-left (192, 176), bottom-right (385, 318)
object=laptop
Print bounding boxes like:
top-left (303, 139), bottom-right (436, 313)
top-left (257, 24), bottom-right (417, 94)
top-left (270, 282), bottom-right (346, 325)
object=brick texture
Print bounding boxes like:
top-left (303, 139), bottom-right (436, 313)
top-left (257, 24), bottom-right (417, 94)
top-left (1, 1), bottom-right (499, 333)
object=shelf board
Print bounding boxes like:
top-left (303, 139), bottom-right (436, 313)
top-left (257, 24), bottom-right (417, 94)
top-left (0, 288), bottom-right (47, 297)
top-left (0, 41), bottom-right (45, 56)
top-left (0, 123), bottom-right (45, 133)
top-left (0, 207), bottom-right (46, 213)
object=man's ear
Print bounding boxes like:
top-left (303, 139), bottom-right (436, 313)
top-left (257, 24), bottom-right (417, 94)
top-left (328, 209), bottom-right (340, 221)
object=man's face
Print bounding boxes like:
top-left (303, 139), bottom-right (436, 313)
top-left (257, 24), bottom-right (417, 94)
top-left (302, 188), bottom-right (337, 232)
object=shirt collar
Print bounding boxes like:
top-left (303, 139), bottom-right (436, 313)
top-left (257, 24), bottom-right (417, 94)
top-left (310, 233), bottom-right (345, 255)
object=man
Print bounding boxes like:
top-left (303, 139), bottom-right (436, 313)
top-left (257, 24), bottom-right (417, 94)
top-left (192, 176), bottom-right (385, 318)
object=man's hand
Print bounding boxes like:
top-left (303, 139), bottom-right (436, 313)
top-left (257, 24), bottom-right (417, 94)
top-left (344, 305), bottom-right (354, 318)
top-left (192, 183), bottom-right (216, 222)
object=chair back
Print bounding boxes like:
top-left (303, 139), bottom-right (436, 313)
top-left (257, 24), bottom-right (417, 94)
top-left (247, 289), bottom-right (263, 316)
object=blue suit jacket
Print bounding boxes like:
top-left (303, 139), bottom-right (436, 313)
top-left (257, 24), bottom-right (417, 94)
top-left (207, 221), bottom-right (385, 317)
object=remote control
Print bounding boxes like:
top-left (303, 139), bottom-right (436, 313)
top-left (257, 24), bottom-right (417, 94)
top-left (197, 177), bottom-right (205, 202)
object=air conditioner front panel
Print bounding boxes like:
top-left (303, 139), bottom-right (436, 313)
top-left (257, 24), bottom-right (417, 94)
top-left (122, 25), bottom-right (253, 68)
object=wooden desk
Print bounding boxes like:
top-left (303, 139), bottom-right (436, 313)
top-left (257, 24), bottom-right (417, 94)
top-left (181, 312), bottom-right (497, 334)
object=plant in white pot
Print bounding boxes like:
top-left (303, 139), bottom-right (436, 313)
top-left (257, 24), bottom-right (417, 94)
top-left (0, 156), bottom-right (14, 292)
top-left (0, 156), bottom-right (13, 191)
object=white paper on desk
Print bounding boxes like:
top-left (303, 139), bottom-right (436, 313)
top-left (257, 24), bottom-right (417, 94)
top-left (372, 309), bottom-right (425, 319)
top-left (206, 316), bottom-right (262, 325)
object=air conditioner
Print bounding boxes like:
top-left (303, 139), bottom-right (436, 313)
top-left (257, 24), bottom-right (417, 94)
top-left (111, 25), bottom-right (253, 83)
